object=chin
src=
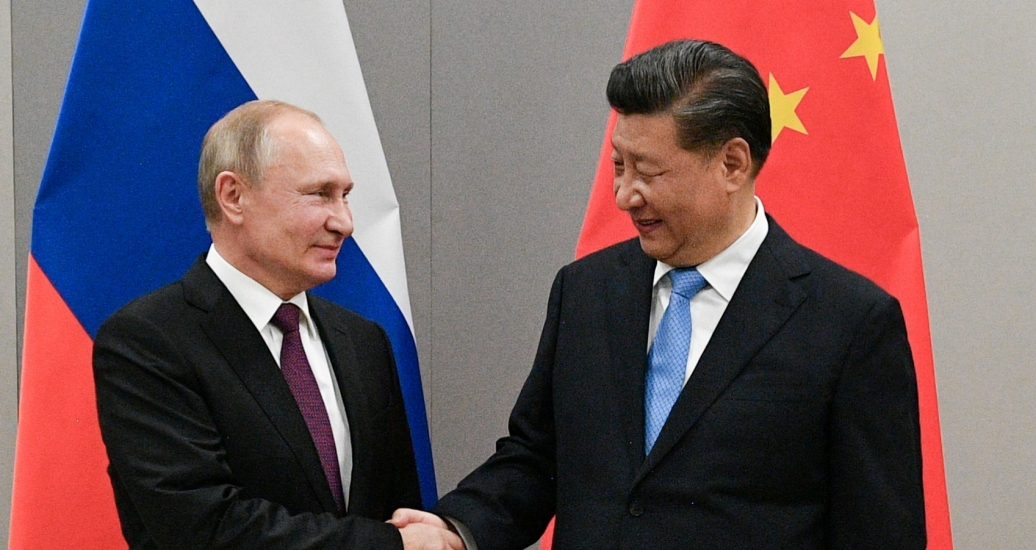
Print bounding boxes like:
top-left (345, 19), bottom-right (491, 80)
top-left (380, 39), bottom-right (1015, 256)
top-left (637, 238), bottom-right (672, 262)
top-left (316, 270), bottom-right (337, 285)
top-left (304, 266), bottom-right (337, 287)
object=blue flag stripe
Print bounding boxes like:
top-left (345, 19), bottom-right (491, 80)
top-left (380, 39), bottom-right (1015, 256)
top-left (32, 0), bottom-right (255, 333)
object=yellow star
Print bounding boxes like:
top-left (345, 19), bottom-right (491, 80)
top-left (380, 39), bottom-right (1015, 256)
top-left (840, 12), bottom-right (885, 80)
top-left (768, 73), bottom-right (808, 143)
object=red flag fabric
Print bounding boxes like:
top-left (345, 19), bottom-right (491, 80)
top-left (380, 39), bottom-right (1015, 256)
top-left (546, 1), bottom-right (952, 548)
top-left (9, 257), bottom-right (126, 548)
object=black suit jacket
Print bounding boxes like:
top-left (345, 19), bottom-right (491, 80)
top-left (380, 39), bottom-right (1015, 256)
top-left (93, 256), bottom-right (422, 549)
top-left (435, 217), bottom-right (926, 550)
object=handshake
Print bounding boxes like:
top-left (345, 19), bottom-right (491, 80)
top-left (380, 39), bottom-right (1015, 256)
top-left (389, 508), bottom-right (467, 550)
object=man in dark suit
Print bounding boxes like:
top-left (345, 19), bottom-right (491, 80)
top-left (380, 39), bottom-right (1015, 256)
top-left (391, 40), bottom-right (926, 549)
top-left (94, 100), bottom-right (462, 549)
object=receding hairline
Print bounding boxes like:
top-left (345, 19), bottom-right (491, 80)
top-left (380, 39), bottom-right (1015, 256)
top-left (197, 100), bottom-right (326, 228)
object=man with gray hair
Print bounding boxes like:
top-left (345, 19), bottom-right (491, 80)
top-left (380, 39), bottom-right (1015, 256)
top-left (94, 100), bottom-right (461, 549)
top-left (393, 39), bottom-right (926, 549)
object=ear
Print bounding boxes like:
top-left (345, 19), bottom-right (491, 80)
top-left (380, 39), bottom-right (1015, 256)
top-left (716, 137), bottom-right (753, 192)
top-left (214, 171), bottom-right (248, 226)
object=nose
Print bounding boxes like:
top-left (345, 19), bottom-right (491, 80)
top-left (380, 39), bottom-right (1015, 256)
top-left (326, 200), bottom-right (354, 238)
top-left (614, 175), bottom-right (644, 212)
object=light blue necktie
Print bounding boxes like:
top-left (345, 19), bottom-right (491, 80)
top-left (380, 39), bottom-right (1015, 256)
top-left (645, 268), bottom-right (707, 454)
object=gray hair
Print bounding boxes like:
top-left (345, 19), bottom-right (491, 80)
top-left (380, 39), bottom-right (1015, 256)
top-left (197, 99), bottom-right (322, 228)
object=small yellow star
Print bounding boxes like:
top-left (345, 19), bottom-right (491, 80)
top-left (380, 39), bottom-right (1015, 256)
top-left (768, 73), bottom-right (808, 143)
top-left (841, 12), bottom-right (885, 80)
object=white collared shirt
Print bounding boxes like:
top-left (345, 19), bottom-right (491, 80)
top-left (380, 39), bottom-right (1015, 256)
top-left (206, 244), bottom-right (351, 508)
top-left (648, 197), bottom-right (769, 385)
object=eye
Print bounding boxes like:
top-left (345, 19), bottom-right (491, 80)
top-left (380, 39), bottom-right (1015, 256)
top-left (613, 160), bottom-right (625, 176)
top-left (639, 167), bottom-right (667, 180)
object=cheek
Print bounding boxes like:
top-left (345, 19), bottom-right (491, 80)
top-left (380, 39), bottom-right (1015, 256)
top-left (660, 190), bottom-right (712, 235)
top-left (656, 187), bottom-right (694, 221)
top-left (284, 209), bottom-right (323, 235)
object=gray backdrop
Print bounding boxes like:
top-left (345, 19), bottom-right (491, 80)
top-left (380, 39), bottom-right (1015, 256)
top-left (3, 0), bottom-right (1035, 548)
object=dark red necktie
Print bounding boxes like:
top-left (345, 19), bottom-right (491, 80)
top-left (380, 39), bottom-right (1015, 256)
top-left (270, 303), bottom-right (345, 512)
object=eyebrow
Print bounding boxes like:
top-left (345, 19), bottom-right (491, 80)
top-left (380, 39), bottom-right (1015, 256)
top-left (615, 149), bottom-right (657, 164)
top-left (611, 144), bottom-right (638, 160)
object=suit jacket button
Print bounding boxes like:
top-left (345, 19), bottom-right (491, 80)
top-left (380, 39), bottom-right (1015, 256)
top-left (628, 500), bottom-right (644, 517)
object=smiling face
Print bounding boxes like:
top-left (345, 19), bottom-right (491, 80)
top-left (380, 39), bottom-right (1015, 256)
top-left (215, 111), bottom-right (354, 299)
top-left (611, 112), bottom-right (755, 267)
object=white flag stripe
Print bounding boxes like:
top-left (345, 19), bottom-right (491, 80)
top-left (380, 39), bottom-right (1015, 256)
top-left (193, 0), bottom-right (414, 331)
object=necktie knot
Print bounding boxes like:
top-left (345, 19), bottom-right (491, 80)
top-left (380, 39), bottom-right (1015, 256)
top-left (669, 268), bottom-right (707, 299)
top-left (271, 303), bottom-right (301, 334)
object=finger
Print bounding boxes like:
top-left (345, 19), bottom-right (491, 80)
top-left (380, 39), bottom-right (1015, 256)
top-left (388, 508), bottom-right (421, 527)
top-left (389, 508), bottom-right (446, 529)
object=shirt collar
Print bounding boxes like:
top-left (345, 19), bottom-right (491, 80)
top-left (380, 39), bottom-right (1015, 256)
top-left (653, 196), bottom-right (769, 301)
top-left (205, 244), bottom-right (318, 339)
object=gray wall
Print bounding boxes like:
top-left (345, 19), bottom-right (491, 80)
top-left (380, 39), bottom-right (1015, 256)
top-left (4, 0), bottom-right (1036, 548)
top-left (1, 0), bottom-right (16, 541)
top-left (881, 3), bottom-right (1036, 547)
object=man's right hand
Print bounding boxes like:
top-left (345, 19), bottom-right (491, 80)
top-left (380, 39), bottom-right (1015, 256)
top-left (398, 523), bottom-right (463, 550)
top-left (391, 509), bottom-right (464, 550)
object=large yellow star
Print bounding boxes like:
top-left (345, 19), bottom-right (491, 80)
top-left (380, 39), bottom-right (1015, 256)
top-left (841, 12), bottom-right (884, 80)
top-left (768, 73), bottom-right (808, 143)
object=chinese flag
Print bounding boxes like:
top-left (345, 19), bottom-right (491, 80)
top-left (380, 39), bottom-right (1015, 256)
top-left (543, 0), bottom-right (953, 548)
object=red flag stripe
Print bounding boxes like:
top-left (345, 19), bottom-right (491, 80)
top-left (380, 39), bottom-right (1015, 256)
top-left (10, 256), bottom-right (125, 549)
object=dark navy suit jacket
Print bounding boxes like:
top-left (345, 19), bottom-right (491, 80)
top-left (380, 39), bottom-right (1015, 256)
top-left (436, 217), bottom-right (925, 550)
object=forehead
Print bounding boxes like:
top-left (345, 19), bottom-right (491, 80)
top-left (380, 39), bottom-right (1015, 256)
top-left (266, 112), bottom-right (332, 150)
top-left (611, 113), bottom-right (681, 160)
top-left (264, 113), bottom-right (349, 174)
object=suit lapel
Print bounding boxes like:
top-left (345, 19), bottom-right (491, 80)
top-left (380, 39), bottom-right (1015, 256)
top-left (636, 220), bottom-right (810, 480)
top-left (607, 240), bottom-right (657, 473)
top-left (308, 299), bottom-right (369, 513)
top-left (183, 258), bottom-right (339, 513)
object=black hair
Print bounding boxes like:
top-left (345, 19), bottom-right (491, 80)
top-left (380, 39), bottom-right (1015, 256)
top-left (607, 40), bottom-right (771, 174)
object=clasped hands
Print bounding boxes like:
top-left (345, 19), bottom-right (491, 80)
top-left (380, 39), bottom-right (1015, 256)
top-left (389, 508), bottom-right (465, 550)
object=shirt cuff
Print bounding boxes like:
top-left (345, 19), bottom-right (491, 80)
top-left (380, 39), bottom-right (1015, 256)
top-left (440, 515), bottom-right (477, 550)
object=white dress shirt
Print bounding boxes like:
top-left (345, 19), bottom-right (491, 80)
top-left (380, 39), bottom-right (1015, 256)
top-left (206, 244), bottom-right (352, 508)
top-left (648, 197), bottom-right (769, 385)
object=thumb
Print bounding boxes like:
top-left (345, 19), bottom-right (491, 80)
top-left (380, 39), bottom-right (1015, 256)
top-left (387, 507), bottom-right (424, 528)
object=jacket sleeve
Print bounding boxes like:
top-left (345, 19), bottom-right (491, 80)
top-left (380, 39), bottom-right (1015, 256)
top-left (826, 295), bottom-right (927, 549)
top-left (433, 270), bottom-right (565, 550)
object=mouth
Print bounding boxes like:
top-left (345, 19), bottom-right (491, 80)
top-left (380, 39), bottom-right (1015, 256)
top-left (632, 217), bottom-right (662, 235)
top-left (314, 243), bottom-right (343, 256)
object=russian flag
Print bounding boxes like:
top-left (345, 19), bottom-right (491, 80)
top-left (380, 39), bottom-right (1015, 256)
top-left (10, 1), bottom-right (436, 547)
